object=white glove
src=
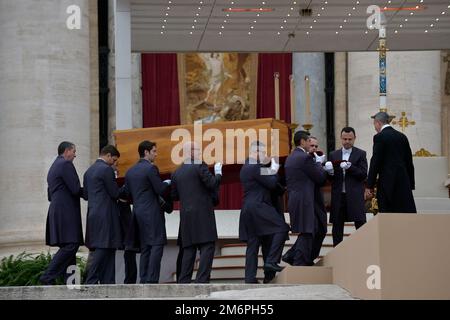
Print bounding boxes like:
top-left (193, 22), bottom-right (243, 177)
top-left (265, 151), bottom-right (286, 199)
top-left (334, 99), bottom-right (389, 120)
top-left (214, 162), bottom-right (223, 175)
top-left (324, 161), bottom-right (334, 175)
top-left (340, 161), bottom-right (352, 170)
top-left (163, 179), bottom-right (171, 186)
top-left (314, 152), bottom-right (326, 164)
top-left (270, 158), bottom-right (280, 174)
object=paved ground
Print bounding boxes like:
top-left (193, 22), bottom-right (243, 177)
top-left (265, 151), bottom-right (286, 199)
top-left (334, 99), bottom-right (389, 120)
top-left (0, 284), bottom-right (355, 300)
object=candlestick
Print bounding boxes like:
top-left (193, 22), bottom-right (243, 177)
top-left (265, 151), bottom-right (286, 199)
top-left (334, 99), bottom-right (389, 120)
top-left (304, 75), bottom-right (311, 124)
top-left (274, 72), bottom-right (280, 120)
top-left (289, 74), bottom-right (296, 124)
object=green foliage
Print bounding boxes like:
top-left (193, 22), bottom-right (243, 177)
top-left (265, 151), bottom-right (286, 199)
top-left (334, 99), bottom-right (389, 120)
top-left (0, 252), bottom-right (86, 286)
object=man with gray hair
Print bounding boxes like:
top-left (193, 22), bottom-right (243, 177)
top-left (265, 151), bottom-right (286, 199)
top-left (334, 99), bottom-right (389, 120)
top-left (239, 141), bottom-right (289, 283)
top-left (171, 142), bottom-right (222, 283)
top-left (367, 112), bottom-right (416, 213)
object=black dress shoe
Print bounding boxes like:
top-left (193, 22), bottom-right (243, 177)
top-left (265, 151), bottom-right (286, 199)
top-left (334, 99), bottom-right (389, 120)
top-left (39, 277), bottom-right (55, 286)
top-left (281, 253), bottom-right (294, 265)
top-left (263, 262), bottom-right (284, 273)
top-left (245, 279), bottom-right (261, 284)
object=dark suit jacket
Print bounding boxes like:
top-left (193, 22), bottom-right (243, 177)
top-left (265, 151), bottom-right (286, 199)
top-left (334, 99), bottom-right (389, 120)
top-left (45, 156), bottom-right (84, 246)
top-left (328, 147), bottom-right (368, 222)
top-left (83, 159), bottom-right (122, 249)
top-left (367, 126), bottom-right (416, 213)
top-left (239, 159), bottom-right (289, 242)
top-left (285, 148), bottom-right (327, 234)
top-left (123, 159), bottom-right (169, 247)
top-left (171, 162), bottom-right (221, 248)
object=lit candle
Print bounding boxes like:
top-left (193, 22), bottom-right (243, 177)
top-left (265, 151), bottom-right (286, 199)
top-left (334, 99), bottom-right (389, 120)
top-left (274, 72), bottom-right (280, 120)
top-left (289, 74), bottom-right (296, 123)
top-left (304, 75), bottom-right (311, 124)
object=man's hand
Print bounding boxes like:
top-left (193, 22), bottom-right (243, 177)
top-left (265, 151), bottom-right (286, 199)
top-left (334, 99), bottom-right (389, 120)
top-left (340, 161), bottom-right (352, 170)
top-left (324, 161), bottom-right (334, 175)
top-left (270, 158), bottom-right (280, 174)
top-left (365, 188), bottom-right (374, 200)
top-left (314, 152), bottom-right (326, 164)
top-left (214, 162), bottom-right (223, 175)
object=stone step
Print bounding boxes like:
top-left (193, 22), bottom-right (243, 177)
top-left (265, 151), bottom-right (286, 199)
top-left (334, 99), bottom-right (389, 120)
top-left (192, 266), bottom-right (266, 280)
top-left (196, 254), bottom-right (325, 269)
top-left (274, 266), bottom-right (333, 285)
top-left (220, 243), bottom-right (335, 256)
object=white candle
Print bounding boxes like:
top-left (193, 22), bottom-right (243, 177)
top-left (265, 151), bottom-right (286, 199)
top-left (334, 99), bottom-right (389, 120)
top-left (274, 72), bottom-right (280, 120)
top-left (290, 74), bottom-right (296, 123)
top-left (304, 75), bottom-right (311, 124)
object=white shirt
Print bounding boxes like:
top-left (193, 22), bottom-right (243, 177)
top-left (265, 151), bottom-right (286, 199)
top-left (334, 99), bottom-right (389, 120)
top-left (298, 146), bottom-right (306, 153)
top-left (341, 147), bottom-right (352, 193)
top-left (381, 124), bottom-right (391, 131)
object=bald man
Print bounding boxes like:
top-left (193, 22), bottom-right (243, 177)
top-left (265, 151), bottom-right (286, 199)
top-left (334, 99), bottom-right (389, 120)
top-left (171, 142), bottom-right (222, 283)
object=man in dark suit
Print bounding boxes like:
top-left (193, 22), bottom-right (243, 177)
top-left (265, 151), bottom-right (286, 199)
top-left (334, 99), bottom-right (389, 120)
top-left (83, 145), bottom-right (122, 284)
top-left (171, 142), bottom-right (222, 283)
top-left (324, 127), bottom-right (368, 247)
top-left (117, 199), bottom-right (138, 284)
top-left (239, 141), bottom-right (289, 283)
top-left (367, 112), bottom-right (416, 213)
top-left (40, 141), bottom-right (84, 285)
top-left (282, 135), bottom-right (328, 265)
top-left (284, 131), bottom-right (327, 266)
top-left (308, 137), bottom-right (328, 261)
top-left (122, 140), bottom-right (171, 284)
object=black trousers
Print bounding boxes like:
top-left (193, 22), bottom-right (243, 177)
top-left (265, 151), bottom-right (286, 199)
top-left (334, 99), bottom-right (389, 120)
top-left (283, 212), bottom-right (326, 265)
top-left (124, 250), bottom-right (137, 284)
top-left (40, 243), bottom-right (79, 285)
top-left (85, 248), bottom-right (116, 284)
top-left (140, 245), bottom-right (164, 283)
top-left (175, 245), bottom-right (184, 283)
top-left (178, 242), bottom-right (215, 284)
top-left (332, 193), bottom-right (366, 247)
top-left (311, 214), bottom-right (327, 261)
top-left (292, 233), bottom-right (313, 266)
top-left (245, 232), bottom-right (286, 283)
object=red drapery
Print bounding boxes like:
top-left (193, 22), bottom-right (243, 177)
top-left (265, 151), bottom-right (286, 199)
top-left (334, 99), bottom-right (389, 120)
top-left (141, 53), bottom-right (180, 127)
top-left (257, 53), bottom-right (292, 123)
top-left (141, 53), bottom-right (292, 209)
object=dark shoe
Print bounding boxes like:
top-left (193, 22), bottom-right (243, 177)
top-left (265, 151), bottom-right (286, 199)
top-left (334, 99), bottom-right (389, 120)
top-left (245, 279), bottom-right (261, 284)
top-left (281, 253), bottom-right (294, 265)
top-left (263, 262), bottom-right (284, 273)
top-left (39, 277), bottom-right (55, 286)
top-left (263, 275), bottom-right (275, 284)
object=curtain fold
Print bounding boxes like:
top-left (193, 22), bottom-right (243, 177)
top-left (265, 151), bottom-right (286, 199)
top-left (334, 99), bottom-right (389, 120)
top-left (142, 53), bottom-right (180, 127)
top-left (257, 53), bottom-right (292, 123)
top-left (141, 53), bottom-right (292, 210)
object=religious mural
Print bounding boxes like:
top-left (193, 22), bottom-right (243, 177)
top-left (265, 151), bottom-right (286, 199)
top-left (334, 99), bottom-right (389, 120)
top-left (177, 53), bottom-right (258, 124)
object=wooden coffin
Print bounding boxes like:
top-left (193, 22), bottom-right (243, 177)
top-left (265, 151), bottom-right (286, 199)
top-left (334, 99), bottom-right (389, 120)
top-left (113, 118), bottom-right (291, 177)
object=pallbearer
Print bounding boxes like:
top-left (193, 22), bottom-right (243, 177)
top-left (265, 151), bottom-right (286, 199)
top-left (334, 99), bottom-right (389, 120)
top-left (239, 141), bottom-right (289, 283)
top-left (122, 141), bottom-right (171, 284)
top-left (172, 142), bottom-right (222, 283)
top-left (83, 145), bottom-right (122, 284)
top-left (284, 131), bottom-right (327, 266)
top-left (40, 142), bottom-right (84, 285)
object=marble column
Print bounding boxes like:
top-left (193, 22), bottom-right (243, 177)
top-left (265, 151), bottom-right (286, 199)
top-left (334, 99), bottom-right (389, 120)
top-left (108, 0), bottom-right (141, 145)
top-left (293, 53), bottom-right (327, 150)
top-left (348, 51), bottom-right (442, 160)
top-left (441, 50), bottom-right (450, 175)
top-left (90, 0), bottom-right (100, 162)
top-left (131, 53), bottom-right (143, 129)
top-left (334, 52), bottom-right (348, 149)
top-left (0, 0), bottom-right (91, 256)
